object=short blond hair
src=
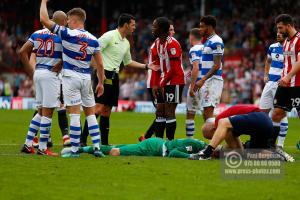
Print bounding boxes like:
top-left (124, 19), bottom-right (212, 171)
top-left (67, 8), bottom-right (86, 23)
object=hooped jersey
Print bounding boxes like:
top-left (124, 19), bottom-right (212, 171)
top-left (28, 28), bottom-right (62, 70)
top-left (282, 32), bottom-right (300, 87)
top-left (150, 36), bottom-right (185, 86)
top-left (52, 24), bottom-right (100, 79)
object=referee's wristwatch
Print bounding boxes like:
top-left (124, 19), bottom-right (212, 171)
top-left (145, 64), bottom-right (148, 70)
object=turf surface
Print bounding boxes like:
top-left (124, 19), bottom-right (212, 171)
top-left (0, 110), bottom-right (299, 199)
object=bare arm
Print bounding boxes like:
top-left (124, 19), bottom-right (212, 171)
top-left (52, 60), bottom-right (63, 73)
top-left (126, 60), bottom-right (147, 69)
top-left (264, 57), bottom-right (271, 83)
top-left (203, 54), bottom-right (222, 81)
top-left (40, 0), bottom-right (55, 30)
top-left (190, 61), bottom-right (200, 87)
top-left (19, 41), bottom-right (34, 77)
top-left (93, 52), bottom-right (105, 97)
top-left (91, 53), bottom-right (105, 83)
top-left (194, 54), bottom-right (221, 91)
top-left (126, 60), bottom-right (159, 71)
top-left (29, 53), bottom-right (36, 67)
top-left (189, 61), bottom-right (200, 97)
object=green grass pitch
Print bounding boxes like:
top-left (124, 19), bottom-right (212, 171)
top-left (0, 110), bottom-right (299, 199)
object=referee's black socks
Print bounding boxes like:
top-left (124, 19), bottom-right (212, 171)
top-left (58, 109), bottom-right (69, 137)
top-left (100, 116), bottom-right (110, 145)
top-left (166, 117), bottom-right (176, 140)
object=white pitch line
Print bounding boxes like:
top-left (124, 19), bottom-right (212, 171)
top-left (0, 143), bottom-right (61, 146)
top-left (0, 144), bottom-right (298, 148)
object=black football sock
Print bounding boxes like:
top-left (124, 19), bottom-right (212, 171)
top-left (100, 116), bottom-right (110, 145)
top-left (58, 109), bottom-right (69, 137)
top-left (80, 119), bottom-right (89, 145)
top-left (154, 117), bottom-right (165, 138)
top-left (203, 145), bottom-right (215, 157)
top-left (144, 119), bottom-right (156, 138)
top-left (166, 117), bottom-right (176, 140)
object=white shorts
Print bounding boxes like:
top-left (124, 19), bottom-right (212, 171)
top-left (259, 81), bottom-right (278, 109)
top-left (199, 78), bottom-right (223, 109)
top-left (34, 70), bottom-right (60, 108)
top-left (62, 76), bottom-right (95, 107)
top-left (186, 85), bottom-right (201, 112)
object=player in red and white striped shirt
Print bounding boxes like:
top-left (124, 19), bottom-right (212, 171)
top-left (150, 17), bottom-right (185, 140)
top-left (272, 14), bottom-right (300, 147)
top-left (139, 22), bottom-right (178, 141)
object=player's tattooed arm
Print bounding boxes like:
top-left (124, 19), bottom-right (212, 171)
top-left (194, 54), bottom-right (221, 91)
top-left (205, 54), bottom-right (222, 80)
top-left (189, 60), bottom-right (200, 97)
top-left (40, 0), bottom-right (55, 30)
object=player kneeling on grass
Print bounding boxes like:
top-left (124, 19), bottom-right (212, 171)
top-left (61, 137), bottom-right (206, 159)
top-left (190, 105), bottom-right (295, 162)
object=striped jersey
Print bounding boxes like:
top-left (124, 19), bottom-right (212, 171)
top-left (201, 34), bottom-right (224, 80)
top-left (188, 44), bottom-right (204, 81)
top-left (156, 36), bottom-right (185, 86)
top-left (52, 24), bottom-right (100, 79)
top-left (28, 28), bottom-right (62, 71)
top-left (282, 32), bottom-right (300, 87)
top-left (267, 42), bottom-right (284, 82)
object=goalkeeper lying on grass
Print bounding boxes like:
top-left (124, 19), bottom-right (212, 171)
top-left (61, 137), bottom-right (206, 159)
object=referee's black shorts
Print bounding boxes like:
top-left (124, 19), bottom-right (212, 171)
top-left (228, 112), bottom-right (273, 149)
top-left (93, 70), bottom-right (119, 107)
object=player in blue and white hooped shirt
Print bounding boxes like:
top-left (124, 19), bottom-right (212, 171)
top-left (259, 32), bottom-right (288, 148)
top-left (40, 0), bottom-right (105, 157)
top-left (186, 28), bottom-right (204, 138)
top-left (20, 11), bottom-right (67, 156)
top-left (194, 15), bottom-right (224, 124)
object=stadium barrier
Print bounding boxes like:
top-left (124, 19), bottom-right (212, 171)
top-left (0, 96), bottom-right (298, 117)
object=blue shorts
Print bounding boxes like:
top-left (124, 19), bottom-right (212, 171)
top-left (229, 112), bottom-right (273, 148)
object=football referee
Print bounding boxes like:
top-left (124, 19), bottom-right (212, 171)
top-left (80, 13), bottom-right (157, 145)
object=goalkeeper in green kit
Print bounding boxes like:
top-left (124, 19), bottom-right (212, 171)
top-left (61, 138), bottom-right (206, 159)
